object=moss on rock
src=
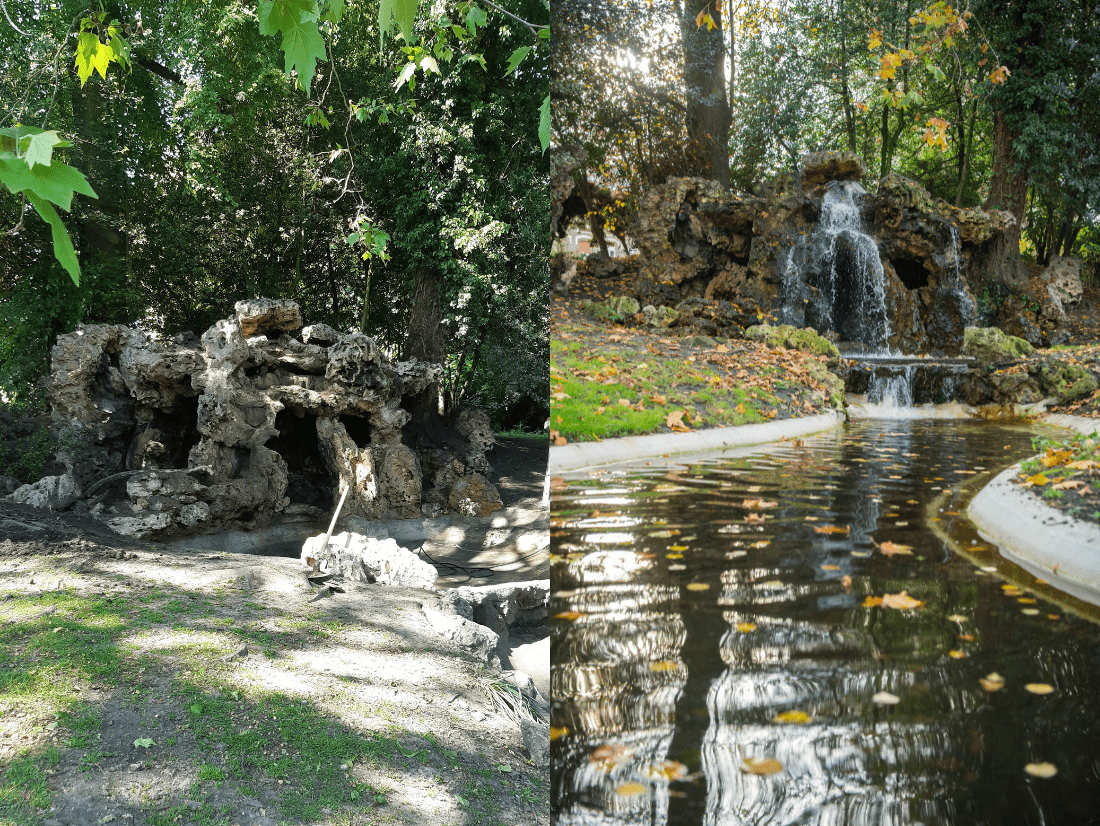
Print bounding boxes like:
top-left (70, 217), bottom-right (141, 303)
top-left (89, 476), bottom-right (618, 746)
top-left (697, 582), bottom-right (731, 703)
top-left (962, 326), bottom-right (1034, 364)
top-left (1038, 363), bottom-right (1099, 404)
top-left (745, 324), bottom-right (841, 366)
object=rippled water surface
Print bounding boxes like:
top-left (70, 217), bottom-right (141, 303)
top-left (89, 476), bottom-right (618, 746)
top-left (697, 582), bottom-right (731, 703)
top-left (550, 420), bottom-right (1100, 826)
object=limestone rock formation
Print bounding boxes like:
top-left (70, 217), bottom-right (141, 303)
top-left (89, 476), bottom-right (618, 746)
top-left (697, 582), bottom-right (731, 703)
top-left (622, 159), bottom-right (1020, 356)
top-left (301, 532), bottom-right (437, 589)
top-left (962, 326), bottom-right (1034, 364)
top-left (40, 300), bottom-right (503, 539)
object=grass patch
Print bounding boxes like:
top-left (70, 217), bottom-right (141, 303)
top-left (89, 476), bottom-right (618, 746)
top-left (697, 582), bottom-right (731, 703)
top-left (0, 746), bottom-right (59, 825)
top-left (551, 329), bottom-right (782, 440)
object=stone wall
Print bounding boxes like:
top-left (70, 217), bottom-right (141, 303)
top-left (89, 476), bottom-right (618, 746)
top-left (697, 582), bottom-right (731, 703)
top-left (46, 299), bottom-right (502, 539)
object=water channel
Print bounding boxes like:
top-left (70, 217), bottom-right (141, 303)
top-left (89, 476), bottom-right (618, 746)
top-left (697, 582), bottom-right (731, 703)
top-left (550, 419), bottom-right (1100, 826)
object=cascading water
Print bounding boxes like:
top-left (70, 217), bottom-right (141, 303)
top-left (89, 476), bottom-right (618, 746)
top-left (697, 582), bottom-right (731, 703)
top-left (781, 181), bottom-right (893, 354)
top-left (945, 223), bottom-right (977, 328)
top-left (867, 364), bottom-right (915, 408)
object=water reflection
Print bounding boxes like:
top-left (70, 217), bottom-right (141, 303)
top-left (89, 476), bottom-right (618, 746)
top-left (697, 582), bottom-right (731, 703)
top-left (552, 421), bottom-right (1100, 826)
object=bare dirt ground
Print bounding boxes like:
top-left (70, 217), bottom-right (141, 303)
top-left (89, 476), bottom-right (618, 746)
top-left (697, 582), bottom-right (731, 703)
top-left (0, 437), bottom-right (549, 826)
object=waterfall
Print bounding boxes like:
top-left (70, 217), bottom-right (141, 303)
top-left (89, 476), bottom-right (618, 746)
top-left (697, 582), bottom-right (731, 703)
top-left (867, 364), bottom-right (915, 409)
top-left (946, 224), bottom-right (977, 328)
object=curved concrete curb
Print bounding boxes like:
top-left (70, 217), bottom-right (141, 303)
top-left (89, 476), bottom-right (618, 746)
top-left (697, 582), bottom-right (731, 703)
top-left (1038, 412), bottom-right (1100, 435)
top-left (548, 410), bottom-right (845, 473)
top-left (968, 463), bottom-right (1100, 607)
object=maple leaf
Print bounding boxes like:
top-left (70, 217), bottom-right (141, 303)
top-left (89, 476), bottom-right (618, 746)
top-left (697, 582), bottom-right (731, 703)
top-left (666, 410), bottom-right (691, 431)
top-left (258, 0), bottom-right (326, 92)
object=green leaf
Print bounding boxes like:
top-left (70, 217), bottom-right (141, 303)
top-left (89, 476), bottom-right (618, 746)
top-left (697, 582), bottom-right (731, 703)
top-left (927, 64), bottom-right (946, 82)
top-left (190, 704), bottom-right (203, 714)
top-left (465, 5), bottom-right (487, 35)
top-left (538, 94), bottom-right (551, 153)
top-left (378, 0), bottom-right (395, 50)
top-left (538, 26), bottom-right (550, 39)
top-left (504, 46), bottom-right (530, 76)
top-left (257, 0), bottom-right (317, 37)
top-left (497, 763), bottom-right (512, 773)
top-left (279, 13), bottom-right (326, 92)
top-left (320, 0), bottom-right (344, 24)
top-left (346, 231), bottom-right (362, 245)
top-left (133, 737), bottom-right (155, 749)
top-left (0, 155), bottom-right (97, 211)
top-left (75, 32), bottom-right (111, 86)
top-left (23, 191), bottom-right (81, 285)
top-left (394, 0), bottom-right (418, 43)
top-left (394, 61), bottom-right (416, 90)
top-left (419, 54), bottom-right (440, 75)
top-left (21, 130), bottom-right (63, 170)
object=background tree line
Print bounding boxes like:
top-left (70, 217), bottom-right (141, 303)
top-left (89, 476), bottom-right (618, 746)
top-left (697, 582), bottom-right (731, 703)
top-left (551, 0), bottom-right (1100, 283)
top-left (0, 0), bottom-right (549, 431)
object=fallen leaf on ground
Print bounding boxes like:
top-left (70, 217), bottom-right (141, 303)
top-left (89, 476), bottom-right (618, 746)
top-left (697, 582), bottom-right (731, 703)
top-left (881, 591), bottom-right (924, 610)
top-left (878, 540), bottom-right (914, 557)
top-left (740, 757), bottom-right (783, 775)
top-left (666, 410), bottom-right (691, 431)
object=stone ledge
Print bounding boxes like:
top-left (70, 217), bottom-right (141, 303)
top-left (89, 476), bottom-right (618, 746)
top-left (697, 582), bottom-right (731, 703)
top-left (969, 464), bottom-right (1100, 608)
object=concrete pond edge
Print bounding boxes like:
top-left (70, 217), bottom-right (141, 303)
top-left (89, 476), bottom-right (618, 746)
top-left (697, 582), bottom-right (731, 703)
top-left (968, 412), bottom-right (1100, 608)
top-left (548, 410), bottom-right (845, 473)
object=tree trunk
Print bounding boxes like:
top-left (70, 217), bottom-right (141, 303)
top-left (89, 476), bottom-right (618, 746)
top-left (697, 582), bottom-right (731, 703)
top-left (979, 109), bottom-right (1030, 292)
top-left (681, 0), bottom-right (731, 187)
top-left (403, 270), bottom-right (446, 363)
top-left (575, 171), bottom-right (610, 256)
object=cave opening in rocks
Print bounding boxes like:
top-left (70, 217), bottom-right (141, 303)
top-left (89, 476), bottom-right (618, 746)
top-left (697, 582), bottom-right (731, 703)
top-left (892, 257), bottom-right (929, 290)
top-left (130, 395), bottom-right (202, 470)
top-left (338, 413), bottom-right (371, 449)
top-left (267, 407), bottom-right (337, 508)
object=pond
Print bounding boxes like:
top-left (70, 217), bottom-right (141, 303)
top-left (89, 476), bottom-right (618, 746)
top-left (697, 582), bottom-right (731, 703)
top-left (550, 420), bottom-right (1100, 826)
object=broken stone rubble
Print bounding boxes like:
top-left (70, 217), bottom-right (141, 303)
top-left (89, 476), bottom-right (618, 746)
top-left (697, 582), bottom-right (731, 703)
top-left (12, 298), bottom-right (505, 540)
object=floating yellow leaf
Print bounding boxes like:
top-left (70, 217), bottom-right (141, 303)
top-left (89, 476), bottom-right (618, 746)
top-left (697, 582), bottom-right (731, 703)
top-left (736, 622), bottom-right (757, 633)
top-left (862, 595), bottom-right (884, 608)
top-left (745, 513), bottom-right (766, 524)
top-left (550, 726), bottom-right (569, 741)
top-left (1024, 762), bottom-right (1058, 778)
top-left (1021, 608), bottom-right (1040, 616)
top-left (743, 498), bottom-right (778, 509)
top-left (669, 545), bottom-right (688, 551)
top-left (1018, 597), bottom-right (1037, 604)
top-left (947, 614), bottom-right (968, 623)
top-left (650, 660), bottom-right (679, 672)
top-left (821, 564), bottom-right (840, 571)
top-left (666, 553), bottom-right (683, 559)
top-left (878, 540), bottom-right (914, 557)
top-left (668, 564), bottom-right (686, 571)
top-left (615, 782), bottom-right (647, 796)
top-left (648, 760), bottom-right (689, 781)
top-left (814, 525), bottom-right (851, 535)
top-left (752, 540), bottom-right (771, 548)
top-left (686, 582), bottom-right (710, 591)
top-left (774, 710), bottom-right (811, 724)
top-left (1025, 683), bottom-right (1054, 695)
top-left (881, 591), bottom-right (924, 610)
top-left (553, 611), bottom-right (584, 621)
top-left (948, 650), bottom-right (968, 659)
top-left (979, 673), bottom-right (1005, 692)
top-left (740, 757), bottom-right (783, 776)
top-left (957, 633), bottom-right (975, 642)
top-left (591, 744), bottom-right (633, 766)
top-left (872, 691), bottom-right (901, 705)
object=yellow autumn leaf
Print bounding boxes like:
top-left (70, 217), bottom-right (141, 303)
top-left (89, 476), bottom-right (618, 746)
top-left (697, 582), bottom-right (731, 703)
top-left (862, 595), bottom-right (884, 608)
top-left (650, 660), bottom-right (679, 672)
top-left (979, 672), bottom-right (1006, 692)
top-left (648, 760), bottom-right (689, 781)
top-left (686, 582), bottom-right (710, 591)
top-left (948, 650), bottom-right (967, 659)
top-left (736, 622), bottom-right (757, 633)
top-left (615, 782), bottom-right (647, 796)
top-left (1025, 683), bottom-right (1054, 695)
top-left (881, 591), bottom-right (924, 610)
top-left (740, 757), bottom-right (783, 776)
top-left (552, 611), bottom-right (584, 621)
top-left (669, 545), bottom-right (688, 551)
top-left (1024, 762), bottom-right (1058, 778)
top-left (550, 726), bottom-right (569, 741)
top-left (1025, 473), bottom-right (1049, 486)
top-left (814, 525), bottom-right (851, 535)
top-left (878, 540), bottom-right (914, 557)
top-left (774, 710), bottom-right (811, 724)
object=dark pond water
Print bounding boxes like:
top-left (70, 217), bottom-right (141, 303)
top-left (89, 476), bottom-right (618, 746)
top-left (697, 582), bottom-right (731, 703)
top-left (550, 420), bottom-right (1100, 826)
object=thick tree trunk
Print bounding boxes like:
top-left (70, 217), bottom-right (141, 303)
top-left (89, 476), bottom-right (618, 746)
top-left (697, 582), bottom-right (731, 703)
top-left (980, 109), bottom-right (1030, 292)
top-left (681, 0), bottom-right (731, 187)
top-left (575, 171), bottom-right (610, 256)
top-left (403, 271), bottom-right (446, 363)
